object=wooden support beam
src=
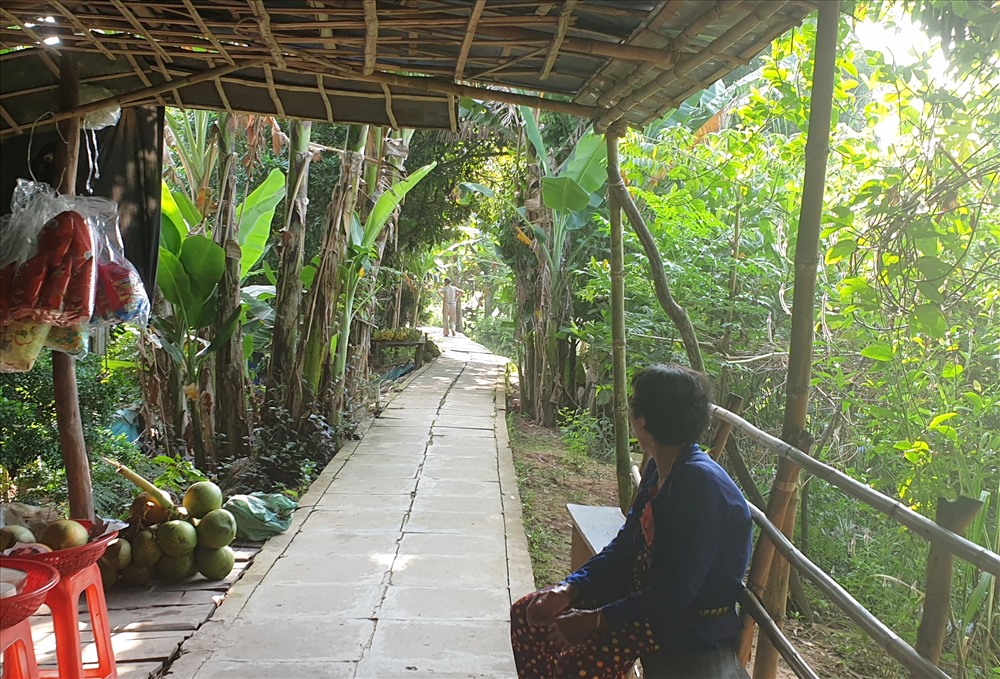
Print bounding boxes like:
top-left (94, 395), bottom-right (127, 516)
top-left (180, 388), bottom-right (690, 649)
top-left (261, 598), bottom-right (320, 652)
top-left (540, 0), bottom-right (577, 80)
top-left (51, 53), bottom-right (94, 521)
top-left (363, 0), bottom-right (378, 75)
top-left (250, 0), bottom-right (288, 69)
top-left (455, 0), bottom-right (486, 81)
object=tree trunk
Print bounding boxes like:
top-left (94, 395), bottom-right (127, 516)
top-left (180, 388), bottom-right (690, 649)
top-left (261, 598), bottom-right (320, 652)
top-left (50, 54), bottom-right (94, 520)
top-left (268, 120), bottom-right (312, 420)
top-left (611, 182), bottom-right (703, 373)
top-left (214, 113), bottom-right (250, 464)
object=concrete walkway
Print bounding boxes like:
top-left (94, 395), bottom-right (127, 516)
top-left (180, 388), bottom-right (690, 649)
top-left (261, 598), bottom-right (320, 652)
top-left (165, 332), bottom-right (534, 678)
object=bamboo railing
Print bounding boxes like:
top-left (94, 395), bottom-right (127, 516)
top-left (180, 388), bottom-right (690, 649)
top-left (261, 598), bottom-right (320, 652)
top-left (709, 404), bottom-right (998, 679)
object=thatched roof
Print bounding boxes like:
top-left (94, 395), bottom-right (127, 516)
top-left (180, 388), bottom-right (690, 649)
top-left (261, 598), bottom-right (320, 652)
top-left (0, 1), bottom-right (816, 137)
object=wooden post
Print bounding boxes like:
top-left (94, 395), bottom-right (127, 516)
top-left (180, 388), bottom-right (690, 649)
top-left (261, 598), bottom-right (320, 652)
top-left (606, 121), bottom-right (632, 512)
top-left (746, 2), bottom-right (840, 676)
top-left (914, 496), bottom-right (983, 669)
top-left (51, 54), bottom-right (94, 521)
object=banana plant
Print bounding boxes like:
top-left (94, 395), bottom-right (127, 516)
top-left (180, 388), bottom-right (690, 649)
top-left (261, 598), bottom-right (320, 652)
top-left (331, 162), bottom-right (437, 401)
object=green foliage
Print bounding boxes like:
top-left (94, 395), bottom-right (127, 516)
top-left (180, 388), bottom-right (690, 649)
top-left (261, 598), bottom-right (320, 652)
top-left (558, 408), bottom-right (615, 465)
top-left (150, 454), bottom-right (208, 497)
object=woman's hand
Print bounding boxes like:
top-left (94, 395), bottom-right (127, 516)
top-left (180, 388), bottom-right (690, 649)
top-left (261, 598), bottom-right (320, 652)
top-left (525, 583), bottom-right (575, 627)
top-left (552, 608), bottom-right (604, 648)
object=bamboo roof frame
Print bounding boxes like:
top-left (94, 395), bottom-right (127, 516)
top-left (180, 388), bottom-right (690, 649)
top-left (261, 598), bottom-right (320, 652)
top-left (0, 0), bottom-right (817, 137)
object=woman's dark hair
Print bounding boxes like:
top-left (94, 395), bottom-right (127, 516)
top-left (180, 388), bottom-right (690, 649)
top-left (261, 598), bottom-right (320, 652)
top-left (630, 364), bottom-right (713, 447)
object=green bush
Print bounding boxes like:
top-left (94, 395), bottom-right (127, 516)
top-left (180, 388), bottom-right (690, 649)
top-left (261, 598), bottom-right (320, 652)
top-left (558, 408), bottom-right (615, 465)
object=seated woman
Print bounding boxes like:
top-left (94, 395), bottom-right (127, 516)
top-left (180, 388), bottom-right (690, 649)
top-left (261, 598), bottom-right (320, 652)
top-left (510, 364), bottom-right (752, 679)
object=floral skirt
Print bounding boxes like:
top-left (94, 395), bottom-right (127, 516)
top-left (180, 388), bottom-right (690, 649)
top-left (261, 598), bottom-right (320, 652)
top-left (510, 589), bottom-right (660, 679)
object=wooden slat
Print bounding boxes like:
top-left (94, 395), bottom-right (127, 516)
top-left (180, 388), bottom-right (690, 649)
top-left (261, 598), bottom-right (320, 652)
top-left (262, 63), bottom-right (286, 118)
top-left (454, 0), bottom-right (486, 81)
top-left (381, 82), bottom-right (398, 128)
top-left (540, 0), bottom-right (576, 80)
top-left (110, 0), bottom-right (174, 64)
top-left (363, 0), bottom-right (378, 75)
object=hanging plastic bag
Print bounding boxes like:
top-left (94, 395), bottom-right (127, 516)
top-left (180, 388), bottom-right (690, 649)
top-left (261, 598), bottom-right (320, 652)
top-left (44, 325), bottom-right (89, 357)
top-left (0, 322), bottom-right (49, 372)
top-left (0, 181), bottom-right (100, 328)
top-left (90, 200), bottom-right (150, 327)
top-left (223, 493), bottom-right (298, 541)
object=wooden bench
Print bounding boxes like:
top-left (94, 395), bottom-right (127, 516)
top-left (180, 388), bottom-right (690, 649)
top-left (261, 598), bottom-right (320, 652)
top-left (567, 503), bottom-right (625, 570)
top-left (370, 334), bottom-right (428, 370)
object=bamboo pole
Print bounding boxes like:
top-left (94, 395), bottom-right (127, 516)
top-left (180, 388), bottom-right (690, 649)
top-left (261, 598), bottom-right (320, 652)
top-left (51, 53), bottom-right (94, 521)
top-left (914, 496), bottom-right (983, 669)
top-left (749, 4), bottom-right (839, 675)
top-left (738, 588), bottom-right (819, 679)
top-left (748, 503), bottom-right (951, 679)
top-left (606, 121), bottom-right (632, 512)
top-left (454, 0), bottom-right (486, 81)
top-left (609, 181), bottom-right (703, 372)
top-left (713, 406), bottom-right (1000, 575)
top-left (709, 394), bottom-right (744, 461)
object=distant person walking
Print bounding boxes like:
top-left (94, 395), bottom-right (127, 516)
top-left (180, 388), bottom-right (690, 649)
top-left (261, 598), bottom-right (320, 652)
top-left (439, 278), bottom-right (464, 337)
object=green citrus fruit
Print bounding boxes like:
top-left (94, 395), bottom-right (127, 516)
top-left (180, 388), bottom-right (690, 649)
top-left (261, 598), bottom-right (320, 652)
top-left (39, 519), bottom-right (89, 550)
top-left (182, 481), bottom-right (224, 520)
top-left (129, 530), bottom-right (162, 567)
top-left (155, 552), bottom-right (195, 581)
top-left (196, 508), bottom-right (237, 549)
top-left (157, 520), bottom-right (198, 557)
top-left (195, 545), bottom-right (235, 581)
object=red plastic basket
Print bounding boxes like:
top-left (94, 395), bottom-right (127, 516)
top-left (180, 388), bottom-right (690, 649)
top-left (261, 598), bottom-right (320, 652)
top-left (15, 520), bottom-right (118, 577)
top-left (0, 557), bottom-right (61, 629)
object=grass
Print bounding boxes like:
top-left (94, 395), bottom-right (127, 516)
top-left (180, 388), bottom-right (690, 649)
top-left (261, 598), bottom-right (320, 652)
top-left (507, 411), bottom-right (620, 588)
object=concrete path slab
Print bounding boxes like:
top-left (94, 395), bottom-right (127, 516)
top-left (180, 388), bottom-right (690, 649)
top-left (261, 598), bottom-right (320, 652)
top-left (165, 331), bottom-right (534, 678)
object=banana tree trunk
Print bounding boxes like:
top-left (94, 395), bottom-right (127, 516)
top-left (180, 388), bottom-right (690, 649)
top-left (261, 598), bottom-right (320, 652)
top-left (268, 120), bottom-right (312, 420)
top-left (297, 124), bottom-right (367, 418)
top-left (214, 113), bottom-right (250, 464)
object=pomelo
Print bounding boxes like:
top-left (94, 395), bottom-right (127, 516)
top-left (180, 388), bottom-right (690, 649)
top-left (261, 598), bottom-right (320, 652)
top-left (0, 525), bottom-right (35, 550)
top-left (39, 519), bottom-right (89, 551)
top-left (157, 520), bottom-right (198, 557)
top-left (119, 562), bottom-right (155, 587)
top-left (195, 545), bottom-right (235, 581)
top-left (183, 481), bottom-right (223, 520)
top-left (156, 552), bottom-right (195, 581)
top-left (196, 508), bottom-right (237, 549)
top-left (129, 530), bottom-right (162, 567)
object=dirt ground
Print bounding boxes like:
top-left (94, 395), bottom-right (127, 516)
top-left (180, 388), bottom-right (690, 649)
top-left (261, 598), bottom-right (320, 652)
top-left (506, 413), bottom-right (854, 679)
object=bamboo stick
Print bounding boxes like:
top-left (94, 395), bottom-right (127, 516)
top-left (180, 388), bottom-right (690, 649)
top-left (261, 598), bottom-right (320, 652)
top-left (362, 0), bottom-right (378, 75)
top-left (49, 0), bottom-right (116, 60)
top-left (454, 0), bottom-right (486, 80)
top-left (711, 406), bottom-right (1000, 577)
top-left (748, 503), bottom-right (951, 679)
top-left (738, 587), bottom-right (819, 679)
top-left (540, 0), bottom-right (577, 80)
top-left (606, 121), bottom-right (633, 513)
top-left (747, 4), bottom-right (838, 675)
top-left (250, 0), bottom-right (287, 69)
top-left (109, 0), bottom-right (174, 64)
top-left (709, 394), bottom-right (744, 461)
top-left (182, 0), bottom-right (235, 65)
